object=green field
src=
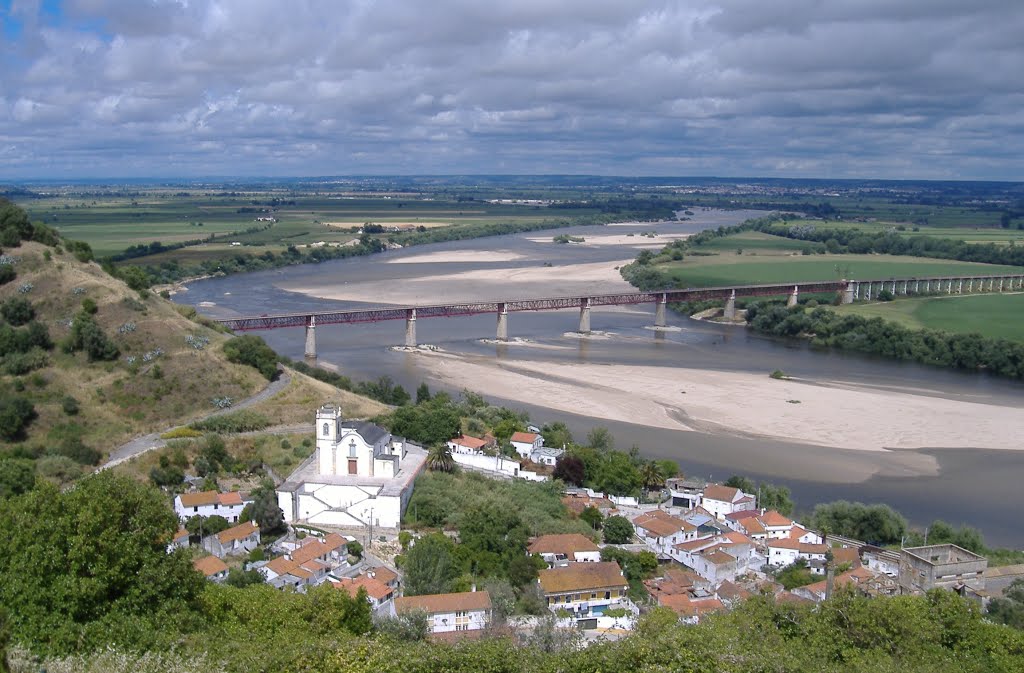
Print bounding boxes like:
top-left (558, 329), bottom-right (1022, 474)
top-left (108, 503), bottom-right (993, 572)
top-left (780, 218), bottom-right (1024, 246)
top-left (658, 253), bottom-right (1023, 288)
top-left (834, 293), bottom-right (1024, 342)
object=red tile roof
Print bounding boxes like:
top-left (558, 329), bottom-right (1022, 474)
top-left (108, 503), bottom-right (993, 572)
top-left (702, 484), bottom-right (742, 503)
top-left (539, 562), bottom-right (626, 594)
top-left (395, 591), bottom-right (492, 615)
top-left (193, 556), bottom-right (228, 577)
top-left (451, 434), bottom-right (488, 450)
top-left (659, 594), bottom-right (725, 617)
top-left (216, 521), bottom-right (260, 544)
top-left (334, 575), bottom-right (394, 601)
top-left (528, 533), bottom-right (600, 556)
top-left (510, 432), bottom-right (539, 444)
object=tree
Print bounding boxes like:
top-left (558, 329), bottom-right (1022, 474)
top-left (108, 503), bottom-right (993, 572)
top-left (226, 567), bottom-right (265, 588)
top-left (640, 461), bottom-right (666, 491)
top-left (415, 382), bottom-right (431, 404)
top-left (776, 558), bottom-right (815, 589)
top-left (586, 427), bottom-right (615, 451)
top-left (0, 458), bottom-right (35, 499)
top-left (507, 553), bottom-right (545, 590)
top-left (592, 451), bottom-right (642, 496)
top-left (186, 514), bottom-right (229, 538)
top-left (0, 297), bottom-right (34, 326)
top-left (725, 475), bottom-right (755, 493)
top-left (222, 334), bottom-right (279, 380)
top-left (248, 483), bottom-right (286, 536)
top-left (758, 483), bottom-right (795, 517)
top-left (403, 533), bottom-right (460, 596)
top-left (65, 312), bottom-right (118, 361)
top-left (552, 455), bottom-right (585, 486)
top-left (426, 443), bottom-right (455, 473)
top-left (0, 395), bottom-right (36, 441)
top-left (347, 540), bottom-right (363, 560)
top-left (375, 609), bottom-right (430, 641)
top-left (0, 472), bottom-right (205, 654)
top-left (603, 515), bottom-right (634, 544)
top-left (540, 421), bottom-right (573, 449)
top-left (986, 578), bottom-right (1024, 629)
top-left (580, 505), bottom-right (603, 531)
top-left (655, 459), bottom-right (679, 481)
top-left (388, 400), bottom-right (461, 446)
top-left (808, 501), bottom-right (907, 545)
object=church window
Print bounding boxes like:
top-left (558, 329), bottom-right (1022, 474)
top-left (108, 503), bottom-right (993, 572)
top-left (349, 440), bottom-right (357, 458)
top-left (322, 422), bottom-right (330, 436)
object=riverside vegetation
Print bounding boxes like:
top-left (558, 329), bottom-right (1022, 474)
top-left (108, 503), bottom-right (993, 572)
top-left (619, 215), bottom-right (1024, 380)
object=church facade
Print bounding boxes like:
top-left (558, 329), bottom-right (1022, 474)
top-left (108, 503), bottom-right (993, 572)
top-left (276, 404), bottom-right (427, 531)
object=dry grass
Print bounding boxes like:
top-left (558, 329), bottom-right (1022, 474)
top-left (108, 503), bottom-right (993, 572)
top-left (1, 242), bottom-right (266, 457)
top-left (245, 368), bottom-right (391, 424)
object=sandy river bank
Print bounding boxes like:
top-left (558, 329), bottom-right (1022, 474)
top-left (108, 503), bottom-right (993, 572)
top-left (410, 351), bottom-right (1024, 478)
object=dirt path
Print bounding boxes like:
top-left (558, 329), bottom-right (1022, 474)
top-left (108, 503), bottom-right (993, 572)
top-left (100, 367), bottom-right (293, 470)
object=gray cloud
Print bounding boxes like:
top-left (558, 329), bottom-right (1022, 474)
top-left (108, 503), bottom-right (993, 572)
top-left (1, 0), bottom-right (1022, 179)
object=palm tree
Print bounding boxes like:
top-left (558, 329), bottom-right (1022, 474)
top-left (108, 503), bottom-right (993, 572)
top-left (640, 461), bottom-right (665, 492)
top-left (426, 443), bottom-right (455, 473)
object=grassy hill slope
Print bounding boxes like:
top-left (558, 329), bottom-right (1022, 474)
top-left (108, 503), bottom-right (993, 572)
top-left (0, 241), bottom-right (269, 470)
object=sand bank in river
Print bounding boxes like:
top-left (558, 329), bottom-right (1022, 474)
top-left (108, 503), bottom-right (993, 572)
top-left (413, 354), bottom-right (1024, 461)
top-left (281, 259), bottom-right (635, 305)
top-left (385, 250), bottom-right (525, 264)
top-left (524, 233), bottom-right (691, 247)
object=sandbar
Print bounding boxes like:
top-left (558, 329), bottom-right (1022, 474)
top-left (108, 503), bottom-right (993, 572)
top-left (413, 355), bottom-right (1024, 461)
top-left (281, 259), bottom-right (635, 305)
top-left (524, 233), bottom-right (691, 247)
top-left (386, 250), bottom-right (525, 264)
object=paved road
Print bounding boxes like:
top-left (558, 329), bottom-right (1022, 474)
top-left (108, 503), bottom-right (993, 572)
top-left (100, 367), bottom-right (293, 470)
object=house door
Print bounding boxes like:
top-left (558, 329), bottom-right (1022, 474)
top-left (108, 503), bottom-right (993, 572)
top-left (348, 459), bottom-right (358, 475)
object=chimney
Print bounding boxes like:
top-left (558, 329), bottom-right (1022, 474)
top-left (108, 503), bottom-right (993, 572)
top-left (471, 582), bottom-right (477, 592)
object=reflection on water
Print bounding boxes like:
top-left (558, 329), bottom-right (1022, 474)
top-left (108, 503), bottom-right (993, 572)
top-left (180, 210), bottom-right (1024, 547)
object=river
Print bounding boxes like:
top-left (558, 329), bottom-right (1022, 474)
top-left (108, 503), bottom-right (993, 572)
top-left (178, 209), bottom-right (1024, 548)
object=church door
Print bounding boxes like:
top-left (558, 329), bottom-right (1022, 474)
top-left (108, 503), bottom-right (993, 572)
top-left (348, 459), bottom-right (358, 475)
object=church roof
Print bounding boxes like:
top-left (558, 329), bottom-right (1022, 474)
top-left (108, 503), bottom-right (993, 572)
top-left (341, 421), bottom-right (389, 445)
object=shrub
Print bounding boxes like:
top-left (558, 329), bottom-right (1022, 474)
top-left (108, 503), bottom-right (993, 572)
top-left (0, 265), bottom-right (15, 285)
top-left (65, 313), bottom-right (119, 362)
top-left (35, 455), bottom-right (84, 482)
top-left (0, 395), bottom-right (36, 441)
top-left (61, 396), bottom-right (80, 416)
top-left (81, 298), bottom-right (98, 315)
top-left (1, 297), bottom-right (34, 326)
top-left (3, 349), bottom-right (49, 375)
top-left (222, 335), bottom-right (279, 380)
top-left (160, 427), bottom-right (203, 440)
top-left (54, 438), bottom-right (102, 466)
top-left (602, 515), bottom-right (634, 544)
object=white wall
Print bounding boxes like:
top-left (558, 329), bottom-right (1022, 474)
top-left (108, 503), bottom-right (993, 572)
top-left (429, 609), bottom-right (488, 633)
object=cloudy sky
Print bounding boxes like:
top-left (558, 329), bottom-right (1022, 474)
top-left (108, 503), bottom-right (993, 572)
top-left (1, 0), bottom-right (1023, 180)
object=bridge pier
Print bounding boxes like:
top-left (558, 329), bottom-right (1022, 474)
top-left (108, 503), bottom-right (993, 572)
top-left (968, 278), bottom-right (974, 292)
top-left (724, 290), bottom-right (737, 318)
top-left (405, 308), bottom-right (417, 348)
top-left (304, 315), bottom-right (317, 359)
top-left (655, 294), bottom-right (667, 327)
top-left (957, 279), bottom-right (963, 294)
top-left (842, 282), bottom-right (855, 305)
top-left (579, 298), bottom-right (591, 334)
top-left (786, 286), bottom-right (799, 308)
top-left (496, 303), bottom-right (509, 341)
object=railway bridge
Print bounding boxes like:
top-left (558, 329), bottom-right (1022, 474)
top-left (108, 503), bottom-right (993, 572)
top-left (213, 274), bottom-right (1024, 358)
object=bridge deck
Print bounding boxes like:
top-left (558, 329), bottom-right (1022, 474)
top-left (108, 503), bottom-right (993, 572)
top-left (213, 273), bottom-right (1022, 332)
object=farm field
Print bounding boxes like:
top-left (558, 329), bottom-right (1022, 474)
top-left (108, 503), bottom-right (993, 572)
top-left (833, 293), bottom-right (1024, 342)
top-left (778, 218), bottom-right (1024, 245)
top-left (656, 253), bottom-right (1023, 288)
top-left (18, 192), bottom-right (589, 257)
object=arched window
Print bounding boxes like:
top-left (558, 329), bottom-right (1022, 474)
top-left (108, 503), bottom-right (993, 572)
top-left (349, 439), bottom-right (358, 458)
top-left (322, 422), bottom-right (330, 436)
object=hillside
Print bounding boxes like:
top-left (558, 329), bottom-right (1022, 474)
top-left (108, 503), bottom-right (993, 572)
top-left (0, 239), bottom-right (269, 477)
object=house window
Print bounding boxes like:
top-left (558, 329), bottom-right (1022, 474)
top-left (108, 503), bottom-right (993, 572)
top-left (605, 591), bottom-right (611, 600)
top-left (323, 422), bottom-right (330, 436)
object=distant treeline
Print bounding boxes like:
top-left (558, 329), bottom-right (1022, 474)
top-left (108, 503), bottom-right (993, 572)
top-left (755, 218), bottom-right (1024, 265)
top-left (747, 302), bottom-right (1024, 380)
top-left (107, 222), bottom-right (274, 262)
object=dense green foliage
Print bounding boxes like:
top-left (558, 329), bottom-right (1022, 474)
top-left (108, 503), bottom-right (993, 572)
top-left (405, 470), bottom-right (592, 540)
top-left (0, 472), bottom-right (205, 654)
top-left (987, 579), bottom-right (1024, 630)
top-left (241, 482), bottom-right (287, 536)
top-left (222, 335), bottom-right (279, 380)
top-left (64, 310), bottom-right (119, 361)
top-left (402, 533), bottom-right (462, 596)
top-left (0, 396), bottom-right (36, 441)
top-left (602, 515), bottom-right (634, 544)
top-left (776, 558), bottom-right (817, 589)
top-left (748, 302), bottom-right (1024, 380)
top-left (807, 500), bottom-right (908, 545)
top-left (385, 394), bottom-right (462, 446)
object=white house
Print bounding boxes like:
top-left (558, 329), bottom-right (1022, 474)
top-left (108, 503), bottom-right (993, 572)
top-left (174, 490), bottom-right (252, 523)
top-left (262, 555), bottom-right (325, 591)
top-left (632, 510), bottom-right (700, 558)
top-left (528, 534), bottom-right (602, 567)
top-left (766, 538), bottom-right (829, 572)
top-left (395, 591), bottom-right (492, 635)
top-left (530, 446), bottom-right (565, 466)
top-left (333, 573), bottom-right (397, 616)
top-left (203, 520), bottom-right (261, 558)
top-left (538, 562), bottom-right (633, 623)
top-left (276, 404), bottom-right (427, 531)
top-left (167, 527), bottom-right (189, 553)
top-left (700, 484), bottom-right (756, 520)
top-left (447, 434), bottom-right (488, 455)
top-left (510, 431), bottom-right (543, 459)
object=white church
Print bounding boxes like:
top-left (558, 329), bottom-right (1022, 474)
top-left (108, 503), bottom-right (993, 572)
top-left (276, 404), bottom-right (427, 531)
